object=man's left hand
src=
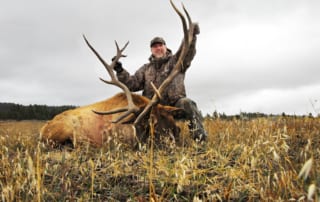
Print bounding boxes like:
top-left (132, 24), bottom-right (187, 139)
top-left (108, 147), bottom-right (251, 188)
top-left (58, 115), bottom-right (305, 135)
top-left (193, 23), bottom-right (200, 35)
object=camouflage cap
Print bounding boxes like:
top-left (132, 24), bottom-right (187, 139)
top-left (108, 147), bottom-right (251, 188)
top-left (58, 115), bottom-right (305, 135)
top-left (150, 37), bottom-right (166, 47)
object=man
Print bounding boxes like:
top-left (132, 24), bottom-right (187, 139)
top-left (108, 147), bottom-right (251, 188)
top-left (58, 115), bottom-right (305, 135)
top-left (113, 24), bottom-right (207, 142)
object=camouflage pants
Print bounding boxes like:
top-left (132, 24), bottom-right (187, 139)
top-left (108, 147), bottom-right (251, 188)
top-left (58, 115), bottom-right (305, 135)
top-left (174, 98), bottom-right (207, 141)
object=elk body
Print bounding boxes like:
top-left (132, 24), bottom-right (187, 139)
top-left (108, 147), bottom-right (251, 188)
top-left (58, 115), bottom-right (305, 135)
top-left (40, 93), bottom-right (181, 147)
top-left (40, 0), bottom-right (198, 147)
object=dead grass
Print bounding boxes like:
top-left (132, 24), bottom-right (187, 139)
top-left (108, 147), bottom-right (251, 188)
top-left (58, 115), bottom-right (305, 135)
top-left (0, 117), bottom-right (319, 201)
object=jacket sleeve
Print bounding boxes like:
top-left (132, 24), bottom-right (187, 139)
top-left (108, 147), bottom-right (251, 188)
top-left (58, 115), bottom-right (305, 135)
top-left (184, 36), bottom-right (197, 71)
top-left (174, 30), bottom-right (198, 73)
top-left (116, 65), bottom-right (146, 92)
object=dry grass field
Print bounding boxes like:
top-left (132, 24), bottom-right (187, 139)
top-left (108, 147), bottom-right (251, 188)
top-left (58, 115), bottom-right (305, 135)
top-left (0, 117), bottom-right (319, 201)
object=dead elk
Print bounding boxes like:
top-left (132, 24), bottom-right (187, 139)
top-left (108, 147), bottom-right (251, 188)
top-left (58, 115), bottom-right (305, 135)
top-left (40, 93), bottom-right (182, 148)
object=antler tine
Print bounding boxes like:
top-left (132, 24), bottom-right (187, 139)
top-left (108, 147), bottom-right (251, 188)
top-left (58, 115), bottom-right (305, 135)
top-left (83, 35), bottom-right (139, 123)
top-left (182, 4), bottom-right (192, 27)
top-left (83, 34), bottom-right (113, 77)
top-left (112, 41), bottom-right (129, 62)
top-left (92, 108), bottom-right (128, 115)
top-left (182, 4), bottom-right (196, 44)
top-left (112, 110), bottom-right (136, 123)
top-left (117, 40), bottom-right (129, 53)
top-left (170, 0), bottom-right (189, 43)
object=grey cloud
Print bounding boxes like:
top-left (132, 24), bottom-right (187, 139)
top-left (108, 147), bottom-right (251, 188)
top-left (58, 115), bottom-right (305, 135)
top-left (1, 0), bottom-right (320, 116)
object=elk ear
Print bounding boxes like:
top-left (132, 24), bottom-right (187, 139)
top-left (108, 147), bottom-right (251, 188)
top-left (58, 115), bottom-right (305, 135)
top-left (160, 105), bottom-right (186, 119)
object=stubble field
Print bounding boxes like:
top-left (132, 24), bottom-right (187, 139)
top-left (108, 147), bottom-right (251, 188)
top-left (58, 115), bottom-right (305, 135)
top-left (0, 117), bottom-right (319, 201)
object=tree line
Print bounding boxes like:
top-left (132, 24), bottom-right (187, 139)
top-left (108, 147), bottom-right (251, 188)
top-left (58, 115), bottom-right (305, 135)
top-left (205, 110), bottom-right (316, 120)
top-left (0, 103), bottom-right (76, 120)
top-left (1, 102), bottom-right (316, 121)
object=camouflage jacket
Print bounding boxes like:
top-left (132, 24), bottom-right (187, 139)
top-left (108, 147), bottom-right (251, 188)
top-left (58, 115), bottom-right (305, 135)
top-left (116, 36), bottom-right (197, 106)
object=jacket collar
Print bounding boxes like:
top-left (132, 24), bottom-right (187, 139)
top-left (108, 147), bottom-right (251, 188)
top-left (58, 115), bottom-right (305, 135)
top-left (149, 49), bottom-right (172, 67)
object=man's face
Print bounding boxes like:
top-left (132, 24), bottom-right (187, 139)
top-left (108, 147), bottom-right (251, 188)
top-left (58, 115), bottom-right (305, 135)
top-left (151, 43), bottom-right (167, 59)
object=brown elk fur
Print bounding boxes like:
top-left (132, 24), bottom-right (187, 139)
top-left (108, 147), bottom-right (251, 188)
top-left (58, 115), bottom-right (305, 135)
top-left (40, 93), bottom-right (182, 147)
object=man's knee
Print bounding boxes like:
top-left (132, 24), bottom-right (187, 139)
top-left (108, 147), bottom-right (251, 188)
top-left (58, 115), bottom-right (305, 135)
top-left (175, 98), bottom-right (207, 141)
top-left (176, 97), bottom-right (197, 108)
top-left (175, 98), bottom-right (200, 119)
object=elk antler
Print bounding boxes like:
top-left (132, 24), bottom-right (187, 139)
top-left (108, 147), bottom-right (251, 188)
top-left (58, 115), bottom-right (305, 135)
top-left (134, 0), bottom-right (197, 125)
top-left (83, 35), bottom-right (140, 123)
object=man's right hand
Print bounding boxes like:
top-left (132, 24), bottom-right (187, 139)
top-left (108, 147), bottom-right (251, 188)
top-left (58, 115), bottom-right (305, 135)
top-left (112, 57), bottom-right (123, 73)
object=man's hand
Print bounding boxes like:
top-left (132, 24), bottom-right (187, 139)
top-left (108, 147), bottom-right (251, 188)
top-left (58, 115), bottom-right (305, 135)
top-left (111, 56), bottom-right (123, 73)
top-left (193, 23), bottom-right (200, 35)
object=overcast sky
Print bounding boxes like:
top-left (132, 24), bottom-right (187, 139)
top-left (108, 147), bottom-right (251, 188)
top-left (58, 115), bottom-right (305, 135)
top-left (1, 0), bottom-right (320, 115)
